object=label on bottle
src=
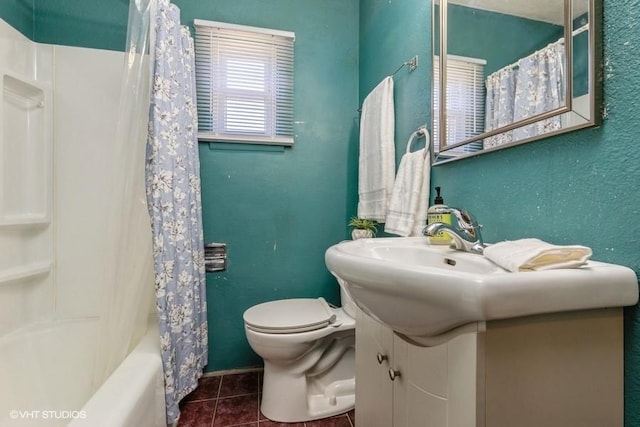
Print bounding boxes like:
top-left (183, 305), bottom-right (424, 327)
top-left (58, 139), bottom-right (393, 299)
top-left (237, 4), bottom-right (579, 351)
top-left (427, 212), bottom-right (452, 244)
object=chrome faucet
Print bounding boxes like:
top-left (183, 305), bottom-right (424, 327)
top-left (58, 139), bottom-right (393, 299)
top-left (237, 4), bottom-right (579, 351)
top-left (422, 207), bottom-right (485, 254)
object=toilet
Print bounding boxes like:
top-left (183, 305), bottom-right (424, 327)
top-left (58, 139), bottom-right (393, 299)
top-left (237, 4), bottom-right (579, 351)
top-left (243, 279), bottom-right (357, 423)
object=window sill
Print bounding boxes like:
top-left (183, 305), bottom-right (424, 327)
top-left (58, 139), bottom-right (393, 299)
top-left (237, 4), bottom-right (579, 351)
top-left (204, 142), bottom-right (285, 153)
top-left (197, 133), bottom-right (294, 147)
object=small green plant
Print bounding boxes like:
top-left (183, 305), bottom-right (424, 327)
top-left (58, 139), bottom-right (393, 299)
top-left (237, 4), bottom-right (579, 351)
top-left (348, 216), bottom-right (378, 236)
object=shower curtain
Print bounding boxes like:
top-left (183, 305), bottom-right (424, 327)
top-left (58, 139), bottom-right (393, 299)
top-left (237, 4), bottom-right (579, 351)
top-left (91, 0), bottom-right (207, 423)
top-left (484, 41), bottom-right (565, 149)
top-left (484, 67), bottom-right (517, 148)
top-left (92, 0), bottom-right (155, 396)
top-left (146, 0), bottom-right (208, 423)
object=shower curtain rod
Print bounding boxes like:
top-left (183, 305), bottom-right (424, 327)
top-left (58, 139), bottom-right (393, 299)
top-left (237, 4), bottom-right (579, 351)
top-left (563, 22), bottom-right (590, 39)
top-left (493, 23), bottom-right (589, 74)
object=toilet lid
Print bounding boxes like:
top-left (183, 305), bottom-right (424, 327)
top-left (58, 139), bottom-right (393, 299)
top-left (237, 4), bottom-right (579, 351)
top-left (244, 298), bottom-right (336, 334)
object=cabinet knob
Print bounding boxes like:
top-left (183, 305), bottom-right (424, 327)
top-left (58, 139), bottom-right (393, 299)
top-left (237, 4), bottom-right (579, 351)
top-left (388, 368), bottom-right (401, 381)
top-left (376, 353), bottom-right (388, 364)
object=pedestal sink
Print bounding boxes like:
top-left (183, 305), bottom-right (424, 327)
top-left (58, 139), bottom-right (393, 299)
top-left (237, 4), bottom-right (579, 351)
top-left (325, 237), bottom-right (638, 345)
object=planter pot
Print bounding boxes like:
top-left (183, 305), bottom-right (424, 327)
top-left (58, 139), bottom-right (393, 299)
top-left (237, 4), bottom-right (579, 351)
top-left (351, 229), bottom-right (374, 240)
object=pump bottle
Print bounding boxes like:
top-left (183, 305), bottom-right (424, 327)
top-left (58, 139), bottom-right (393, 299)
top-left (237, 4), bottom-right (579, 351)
top-left (426, 187), bottom-right (452, 245)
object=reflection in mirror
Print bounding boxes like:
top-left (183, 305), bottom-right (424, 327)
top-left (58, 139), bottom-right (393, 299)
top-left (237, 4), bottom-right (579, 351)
top-left (432, 0), bottom-right (600, 164)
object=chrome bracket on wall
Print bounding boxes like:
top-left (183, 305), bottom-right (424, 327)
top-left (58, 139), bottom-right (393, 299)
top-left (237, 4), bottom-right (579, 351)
top-left (204, 242), bottom-right (227, 272)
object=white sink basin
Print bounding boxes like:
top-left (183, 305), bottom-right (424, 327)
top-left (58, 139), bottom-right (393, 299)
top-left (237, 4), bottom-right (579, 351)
top-left (325, 237), bottom-right (638, 343)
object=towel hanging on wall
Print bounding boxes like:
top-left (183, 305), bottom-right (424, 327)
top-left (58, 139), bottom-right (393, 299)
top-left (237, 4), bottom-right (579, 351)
top-left (385, 128), bottom-right (430, 237)
top-left (357, 76), bottom-right (396, 222)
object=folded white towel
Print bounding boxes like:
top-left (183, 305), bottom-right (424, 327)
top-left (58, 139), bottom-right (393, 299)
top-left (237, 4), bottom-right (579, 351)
top-left (483, 238), bottom-right (592, 272)
top-left (357, 76), bottom-right (396, 222)
top-left (384, 148), bottom-right (428, 237)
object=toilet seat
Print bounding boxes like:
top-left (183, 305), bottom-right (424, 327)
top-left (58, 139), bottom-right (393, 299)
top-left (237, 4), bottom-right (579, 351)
top-left (244, 298), bottom-right (336, 334)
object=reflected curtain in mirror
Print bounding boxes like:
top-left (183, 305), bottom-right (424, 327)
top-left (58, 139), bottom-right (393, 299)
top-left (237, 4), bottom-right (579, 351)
top-left (485, 40), bottom-right (565, 149)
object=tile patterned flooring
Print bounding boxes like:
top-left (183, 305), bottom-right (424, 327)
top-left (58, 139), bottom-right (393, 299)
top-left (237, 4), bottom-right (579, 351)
top-left (178, 371), bottom-right (355, 427)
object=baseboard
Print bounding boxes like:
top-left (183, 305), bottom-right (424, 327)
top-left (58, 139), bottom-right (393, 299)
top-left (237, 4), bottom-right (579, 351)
top-left (202, 366), bottom-right (263, 377)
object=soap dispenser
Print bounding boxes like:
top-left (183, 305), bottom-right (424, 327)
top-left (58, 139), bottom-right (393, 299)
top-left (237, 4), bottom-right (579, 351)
top-left (427, 187), bottom-right (452, 245)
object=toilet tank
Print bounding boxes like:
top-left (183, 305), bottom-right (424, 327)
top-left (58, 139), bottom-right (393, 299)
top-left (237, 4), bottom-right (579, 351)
top-left (336, 277), bottom-right (358, 319)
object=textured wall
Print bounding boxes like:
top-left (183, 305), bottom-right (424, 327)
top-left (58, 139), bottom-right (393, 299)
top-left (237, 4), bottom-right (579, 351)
top-left (0, 0), bottom-right (33, 38)
top-left (442, 4), bottom-right (563, 75)
top-left (359, 0), bottom-right (431, 166)
top-left (172, 0), bottom-right (361, 370)
top-left (33, 0), bottom-right (128, 50)
top-left (360, 0), bottom-right (640, 423)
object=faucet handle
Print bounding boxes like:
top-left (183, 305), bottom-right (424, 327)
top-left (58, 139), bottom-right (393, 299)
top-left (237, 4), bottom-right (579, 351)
top-left (450, 208), bottom-right (484, 245)
top-left (450, 208), bottom-right (476, 229)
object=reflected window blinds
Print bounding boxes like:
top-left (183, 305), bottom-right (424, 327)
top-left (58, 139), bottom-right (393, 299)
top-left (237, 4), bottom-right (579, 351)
top-left (433, 55), bottom-right (485, 153)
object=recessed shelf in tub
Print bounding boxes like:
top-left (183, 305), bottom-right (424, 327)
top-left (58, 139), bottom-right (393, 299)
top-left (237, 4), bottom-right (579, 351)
top-left (0, 261), bottom-right (51, 285)
top-left (1, 75), bottom-right (51, 225)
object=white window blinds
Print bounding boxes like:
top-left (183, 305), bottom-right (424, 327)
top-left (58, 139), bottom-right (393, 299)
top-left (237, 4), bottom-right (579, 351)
top-left (194, 20), bottom-right (295, 145)
top-left (433, 55), bottom-right (486, 154)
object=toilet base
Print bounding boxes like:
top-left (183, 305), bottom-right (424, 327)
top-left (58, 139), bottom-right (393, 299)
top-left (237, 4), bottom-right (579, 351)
top-left (260, 347), bottom-right (355, 423)
top-left (261, 367), bottom-right (355, 422)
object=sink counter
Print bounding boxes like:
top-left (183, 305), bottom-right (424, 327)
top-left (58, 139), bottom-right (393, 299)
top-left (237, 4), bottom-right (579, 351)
top-left (325, 237), bottom-right (638, 342)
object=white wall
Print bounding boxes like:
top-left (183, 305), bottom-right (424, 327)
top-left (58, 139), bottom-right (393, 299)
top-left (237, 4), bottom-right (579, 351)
top-left (53, 45), bottom-right (127, 319)
top-left (0, 17), bottom-right (136, 334)
top-left (0, 19), bottom-right (54, 335)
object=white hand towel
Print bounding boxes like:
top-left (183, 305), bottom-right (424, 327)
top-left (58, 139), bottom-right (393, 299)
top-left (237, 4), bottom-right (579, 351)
top-left (357, 76), bottom-right (396, 222)
top-left (483, 238), bottom-right (592, 272)
top-left (384, 148), bottom-right (427, 237)
top-left (411, 151), bottom-right (430, 236)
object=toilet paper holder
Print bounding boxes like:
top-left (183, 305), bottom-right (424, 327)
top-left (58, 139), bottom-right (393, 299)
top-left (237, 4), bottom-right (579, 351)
top-left (204, 242), bottom-right (227, 272)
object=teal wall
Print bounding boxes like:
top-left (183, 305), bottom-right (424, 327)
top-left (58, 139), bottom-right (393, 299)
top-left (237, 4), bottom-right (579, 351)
top-left (573, 14), bottom-right (590, 97)
top-left (175, 0), bottom-right (360, 370)
top-left (33, 0), bottom-right (128, 50)
top-left (0, 0), bottom-right (33, 38)
top-left (360, 0), bottom-right (640, 425)
top-left (359, 0), bottom-right (431, 166)
top-left (442, 4), bottom-right (563, 75)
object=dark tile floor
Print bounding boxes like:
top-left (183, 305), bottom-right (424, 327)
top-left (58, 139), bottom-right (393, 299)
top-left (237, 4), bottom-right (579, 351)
top-left (178, 371), bottom-right (355, 427)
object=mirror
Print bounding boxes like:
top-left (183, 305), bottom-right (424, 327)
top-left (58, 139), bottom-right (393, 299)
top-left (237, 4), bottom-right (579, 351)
top-left (432, 0), bottom-right (601, 164)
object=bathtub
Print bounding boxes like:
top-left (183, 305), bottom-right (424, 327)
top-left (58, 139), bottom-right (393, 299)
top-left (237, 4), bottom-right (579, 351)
top-left (0, 319), bottom-right (166, 426)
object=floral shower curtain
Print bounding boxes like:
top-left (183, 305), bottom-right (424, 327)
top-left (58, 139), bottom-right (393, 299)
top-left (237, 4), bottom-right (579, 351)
top-left (484, 67), bottom-right (517, 148)
top-left (512, 41), bottom-right (565, 140)
top-left (146, 0), bottom-right (208, 423)
top-left (484, 41), bottom-right (565, 149)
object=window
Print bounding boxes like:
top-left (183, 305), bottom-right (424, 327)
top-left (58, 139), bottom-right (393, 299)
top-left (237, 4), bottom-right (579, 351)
top-left (433, 55), bottom-right (486, 155)
top-left (194, 20), bottom-right (295, 145)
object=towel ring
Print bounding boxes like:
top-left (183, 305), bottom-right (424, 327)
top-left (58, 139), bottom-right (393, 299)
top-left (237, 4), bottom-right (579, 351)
top-left (406, 126), bottom-right (429, 155)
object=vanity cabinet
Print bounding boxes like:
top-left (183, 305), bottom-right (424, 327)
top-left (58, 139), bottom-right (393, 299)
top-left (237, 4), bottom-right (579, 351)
top-left (355, 308), bottom-right (623, 427)
top-left (356, 309), bottom-right (477, 427)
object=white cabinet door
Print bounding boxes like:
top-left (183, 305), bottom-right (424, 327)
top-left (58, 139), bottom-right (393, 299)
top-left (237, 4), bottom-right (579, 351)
top-left (393, 334), bottom-right (448, 427)
top-left (355, 310), bottom-right (394, 427)
top-left (447, 333), bottom-right (478, 427)
top-left (357, 312), bottom-right (478, 427)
